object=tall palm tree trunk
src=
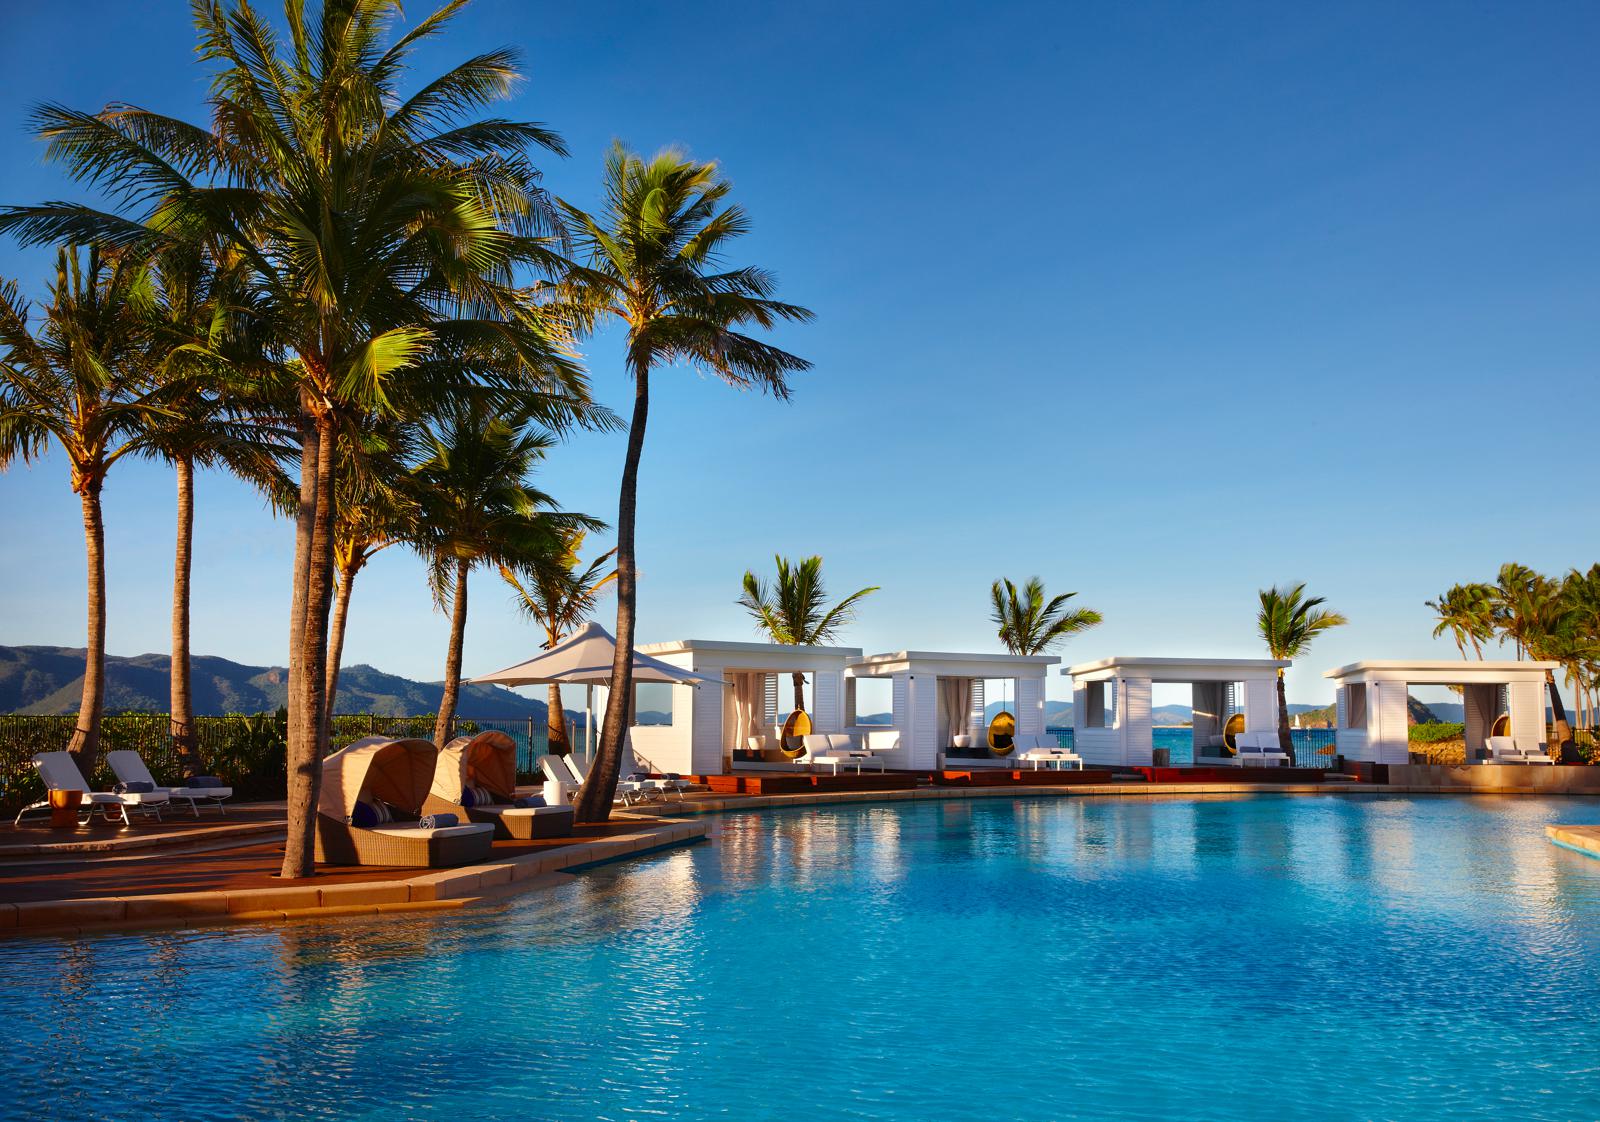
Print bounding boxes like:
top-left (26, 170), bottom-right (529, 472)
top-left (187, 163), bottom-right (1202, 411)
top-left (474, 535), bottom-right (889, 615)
top-left (579, 364), bottom-right (649, 823)
top-left (1546, 668), bottom-right (1574, 761)
top-left (67, 482), bottom-right (107, 780)
top-left (547, 682), bottom-right (570, 755)
top-left (171, 455), bottom-right (199, 773)
top-left (1276, 671), bottom-right (1293, 757)
top-left (281, 413), bottom-right (338, 879)
top-left (324, 560), bottom-right (357, 728)
top-left (433, 557), bottom-right (470, 747)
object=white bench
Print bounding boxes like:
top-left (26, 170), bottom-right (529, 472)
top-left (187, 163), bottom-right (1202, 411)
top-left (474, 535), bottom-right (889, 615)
top-left (1015, 733), bottom-right (1083, 770)
top-left (1484, 735), bottom-right (1554, 765)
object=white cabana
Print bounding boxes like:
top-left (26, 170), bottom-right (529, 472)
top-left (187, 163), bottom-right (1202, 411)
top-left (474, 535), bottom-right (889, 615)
top-left (469, 621), bottom-right (724, 758)
top-left (1063, 656), bottom-right (1289, 767)
top-left (844, 650), bottom-right (1060, 770)
top-left (632, 639), bottom-right (863, 775)
top-left (1324, 659), bottom-right (1557, 764)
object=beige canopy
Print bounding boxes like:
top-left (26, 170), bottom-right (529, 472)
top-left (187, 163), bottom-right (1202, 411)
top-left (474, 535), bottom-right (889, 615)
top-left (432, 730), bottom-right (518, 804)
top-left (319, 736), bottom-right (438, 819)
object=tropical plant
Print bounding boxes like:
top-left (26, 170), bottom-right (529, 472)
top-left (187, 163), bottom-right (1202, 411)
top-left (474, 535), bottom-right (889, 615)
top-left (1, 0), bottom-right (602, 875)
top-left (738, 555), bottom-right (878, 712)
top-left (500, 532), bottom-right (616, 754)
top-left (1489, 562), bottom-right (1575, 756)
top-left (325, 419), bottom-right (421, 722)
top-left (1257, 583), bottom-right (1348, 754)
top-left (411, 404), bottom-right (601, 747)
top-left (990, 577), bottom-right (1102, 657)
top-left (1425, 583), bottom-right (1495, 659)
top-left (0, 246), bottom-right (170, 775)
top-left (561, 145), bottom-right (812, 821)
top-left (139, 243), bottom-right (292, 771)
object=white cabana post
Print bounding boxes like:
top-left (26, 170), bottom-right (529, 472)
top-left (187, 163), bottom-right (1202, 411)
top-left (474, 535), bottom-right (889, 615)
top-left (1324, 660), bottom-right (1558, 764)
top-left (1064, 656), bottom-right (1289, 767)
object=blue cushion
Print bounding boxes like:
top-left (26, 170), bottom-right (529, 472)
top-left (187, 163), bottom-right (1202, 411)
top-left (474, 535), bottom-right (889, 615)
top-left (419, 813), bottom-right (458, 829)
top-left (350, 800), bottom-right (379, 827)
top-left (116, 780), bottom-right (154, 794)
top-left (460, 786), bottom-right (476, 808)
top-left (187, 776), bottom-right (224, 789)
top-left (514, 795), bottom-right (546, 808)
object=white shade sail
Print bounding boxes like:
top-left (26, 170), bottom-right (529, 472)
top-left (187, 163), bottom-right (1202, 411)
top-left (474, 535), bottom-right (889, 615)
top-left (468, 621), bottom-right (724, 688)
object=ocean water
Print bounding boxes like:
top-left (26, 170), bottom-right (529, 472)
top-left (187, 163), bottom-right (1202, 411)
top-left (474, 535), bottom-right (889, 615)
top-left (5, 795), bottom-right (1600, 1121)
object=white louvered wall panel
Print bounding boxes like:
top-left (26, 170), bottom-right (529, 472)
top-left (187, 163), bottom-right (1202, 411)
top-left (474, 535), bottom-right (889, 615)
top-left (910, 676), bottom-right (939, 768)
top-left (1121, 678), bottom-right (1153, 764)
top-left (814, 671), bottom-right (842, 733)
top-left (968, 680), bottom-right (985, 741)
top-left (1017, 677), bottom-right (1043, 735)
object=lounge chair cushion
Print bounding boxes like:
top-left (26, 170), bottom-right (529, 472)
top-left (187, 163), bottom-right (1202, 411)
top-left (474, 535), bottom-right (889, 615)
top-left (369, 822), bottom-right (493, 841)
top-left (514, 794), bottom-right (547, 808)
top-left (187, 775), bottom-right (225, 789)
top-left (115, 780), bottom-right (155, 793)
top-left (351, 799), bottom-right (394, 827)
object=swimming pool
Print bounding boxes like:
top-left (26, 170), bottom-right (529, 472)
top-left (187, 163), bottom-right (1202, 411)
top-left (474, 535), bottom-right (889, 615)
top-left (5, 794), bottom-right (1600, 1121)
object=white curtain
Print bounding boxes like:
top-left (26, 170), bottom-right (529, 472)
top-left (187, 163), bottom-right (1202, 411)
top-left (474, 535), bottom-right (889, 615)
top-left (730, 672), bottom-right (766, 750)
top-left (940, 677), bottom-right (973, 745)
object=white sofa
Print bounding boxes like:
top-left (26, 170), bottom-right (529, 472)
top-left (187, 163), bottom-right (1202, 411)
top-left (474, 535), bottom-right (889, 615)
top-left (800, 733), bottom-right (884, 775)
top-left (1484, 735), bottom-right (1554, 765)
top-left (1232, 731), bottom-right (1291, 767)
top-left (1014, 733), bottom-right (1083, 770)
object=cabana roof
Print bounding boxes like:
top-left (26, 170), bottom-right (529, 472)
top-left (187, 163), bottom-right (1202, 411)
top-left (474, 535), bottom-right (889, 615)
top-left (639, 639), bottom-right (861, 672)
top-left (848, 650), bottom-right (1058, 678)
top-left (1325, 659), bottom-right (1558, 685)
top-left (1065, 656), bottom-right (1289, 682)
top-left (318, 736), bottom-right (437, 819)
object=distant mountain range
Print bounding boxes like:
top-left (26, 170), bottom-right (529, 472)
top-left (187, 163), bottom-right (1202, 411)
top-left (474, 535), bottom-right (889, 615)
top-left (0, 645), bottom-right (554, 719)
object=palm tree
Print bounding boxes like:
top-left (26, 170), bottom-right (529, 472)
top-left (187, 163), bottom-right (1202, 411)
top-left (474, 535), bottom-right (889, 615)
top-left (1425, 583), bottom-right (1495, 659)
top-left (412, 405), bottom-right (601, 747)
top-left (561, 145), bottom-right (812, 821)
top-left (1563, 565), bottom-right (1600, 734)
top-left (738, 555), bottom-right (878, 712)
top-left (1257, 583), bottom-right (1348, 755)
top-left (1489, 562), bottom-right (1575, 756)
top-left (3, 0), bottom-right (601, 875)
top-left (501, 532), bottom-right (616, 754)
top-left (140, 244), bottom-right (291, 772)
top-left (990, 577), bottom-right (1102, 656)
top-left (0, 246), bottom-right (168, 776)
top-left (324, 420), bottom-right (420, 723)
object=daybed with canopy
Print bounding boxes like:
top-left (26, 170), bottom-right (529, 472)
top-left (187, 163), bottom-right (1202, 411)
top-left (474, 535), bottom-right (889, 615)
top-left (316, 736), bottom-right (494, 867)
top-left (424, 730), bottom-right (575, 839)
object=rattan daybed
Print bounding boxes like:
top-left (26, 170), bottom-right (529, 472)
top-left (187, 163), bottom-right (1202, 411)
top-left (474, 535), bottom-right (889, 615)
top-left (424, 730), bottom-right (576, 840)
top-left (315, 736), bottom-right (495, 867)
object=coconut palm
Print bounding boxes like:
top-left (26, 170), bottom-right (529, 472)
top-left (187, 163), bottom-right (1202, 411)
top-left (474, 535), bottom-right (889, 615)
top-left (324, 420), bottom-right (421, 723)
top-left (1563, 565), bottom-right (1600, 734)
top-left (500, 532), bottom-right (616, 754)
top-left (561, 145), bottom-right (812, 821)
top-left (738, 555), bottom-right (878, 712)
top-left (990, 577), bottom-right (1102, 657)
top-left (1425, 583), bottom-right (1496, 659)
top-left (2, 0), bottom-right (601, 875)
top-left (0, 246), bottom-right (171, 776)
top-left (1489, 562), bottom-right (1575, 755)
top-left (412, 404), bottom-right (601, 747)
top-left (1257, 583), bottom-right (1348, 755)
top-left (140, 244), bottom-right (292, 771)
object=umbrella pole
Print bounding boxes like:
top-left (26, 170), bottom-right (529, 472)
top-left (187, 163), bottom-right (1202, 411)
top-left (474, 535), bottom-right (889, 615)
top-left (585, 685), bottom-right (594, 768)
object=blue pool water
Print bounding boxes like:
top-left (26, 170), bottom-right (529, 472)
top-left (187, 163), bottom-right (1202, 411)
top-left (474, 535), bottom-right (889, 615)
top-left (6, 794), bottom-right (1600, 1121)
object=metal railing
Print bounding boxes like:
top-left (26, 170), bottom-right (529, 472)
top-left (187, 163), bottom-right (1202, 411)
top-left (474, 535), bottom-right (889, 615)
top-left (1047, 727), bottom-right (1341, 769)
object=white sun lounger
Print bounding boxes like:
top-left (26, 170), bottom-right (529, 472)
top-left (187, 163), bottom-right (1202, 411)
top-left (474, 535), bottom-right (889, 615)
top-left (14, 750), bottom-right (171, 827)
top-left (1485, 735), bottom-right (1554, 765)
top-left (1233, 732), bottom-right (1291, 767)
top-left (540, 753), bottom-right (659, 806)
top-left (106, 750), bottom-right (233, 817)
top-left (1014, 733), bottom-right (1084, 770)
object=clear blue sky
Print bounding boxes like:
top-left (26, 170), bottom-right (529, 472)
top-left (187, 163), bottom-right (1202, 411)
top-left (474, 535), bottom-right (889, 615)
top-left (1, 1), bottom-right (1597, 708)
